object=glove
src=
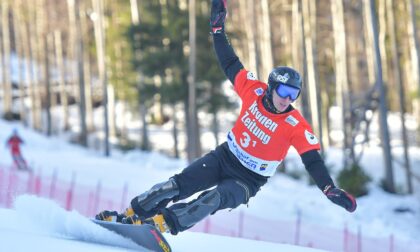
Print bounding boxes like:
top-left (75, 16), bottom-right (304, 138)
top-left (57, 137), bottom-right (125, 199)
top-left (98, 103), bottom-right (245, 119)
top-left (323, 185), bottom-right (357, 212)
top-left (95, 210), bottom-right (125, 222)
top-left (121, 214), bottom-right (142, 225)
top-left (210, 0), bottom-right (227, 34)
top-left (95, 207), bottom-right (137, 223)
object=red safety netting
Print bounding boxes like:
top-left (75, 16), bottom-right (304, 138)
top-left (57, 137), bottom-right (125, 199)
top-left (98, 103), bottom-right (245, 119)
top-left (0, 166), bottom-right (418, 252)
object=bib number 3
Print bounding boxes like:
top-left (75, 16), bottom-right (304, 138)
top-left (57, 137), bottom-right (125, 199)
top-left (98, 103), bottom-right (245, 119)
top-left (240, 132), bottom-right (257, 148)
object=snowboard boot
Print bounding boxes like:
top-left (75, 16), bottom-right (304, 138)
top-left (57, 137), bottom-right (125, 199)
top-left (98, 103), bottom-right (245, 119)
top-left (160, 189), bottom-right (221, 235)
top-left (131, 178), bottom-right (180, 220)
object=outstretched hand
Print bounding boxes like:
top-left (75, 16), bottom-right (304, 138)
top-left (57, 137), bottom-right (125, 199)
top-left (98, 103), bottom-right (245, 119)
top-left (95, 210), bottom-right (125, 222)
top-left (95, 207), bottom-right (139, 223)
top-left (324, 186), bottom-right (357, 212)
top-left (210, 0), bottom-right (227, 34)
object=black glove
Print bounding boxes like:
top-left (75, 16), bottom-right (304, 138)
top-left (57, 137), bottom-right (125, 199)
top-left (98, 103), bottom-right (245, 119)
top-left (324, 185), bottom-right (357, 212)
top-left (95, 210), bottom-right (125, 222)
top-left (95, 207), bottom-right (137, 223)
top-left (210, 0), bottom-right (227, 34)
top-left (121, 214), bottom-right (142, 225)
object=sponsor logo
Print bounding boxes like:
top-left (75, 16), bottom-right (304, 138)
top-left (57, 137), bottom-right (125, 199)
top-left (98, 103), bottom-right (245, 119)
top-left (304, 130), bottom-right (319, 145)
top-left (273, 72), bottom-right (290, 83)
top-left (247, 71), bottom-right (257, 80)
top-left (285, 115), bottom-right (299, 127)
top-left (254, 88), bottom-right (264, 96)
top-left (150, 229), bottom-right (171, 252)
top-left (259, 163), bottom-right (268, 171)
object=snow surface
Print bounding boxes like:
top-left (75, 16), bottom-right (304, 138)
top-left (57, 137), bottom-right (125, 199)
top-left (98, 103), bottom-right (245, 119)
top-left (0, 119), bottom-right (420, 251)
top-left (0, 195), bottom-right (326, 252)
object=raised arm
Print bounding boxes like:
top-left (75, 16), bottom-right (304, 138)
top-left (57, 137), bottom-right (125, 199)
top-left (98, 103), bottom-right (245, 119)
top-left (210, 0), bottom-right (244, 84)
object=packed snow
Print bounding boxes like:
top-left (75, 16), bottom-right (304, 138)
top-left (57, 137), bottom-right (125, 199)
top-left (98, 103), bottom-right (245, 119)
top-left (0, 118), bottom-right (419, 251)
top-left (1, 195), bottom-right (328, 252)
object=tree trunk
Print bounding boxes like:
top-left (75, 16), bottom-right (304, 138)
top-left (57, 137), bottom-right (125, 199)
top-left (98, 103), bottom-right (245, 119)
top-left (1, 1), bottom-right (13, 116)
top-left (295, 0), bottom-right (310, 122)
top-left (139, 94), bottom-right (149, 151)
top-left (26, 4), bottom-right (40, 130)
top-left (232, 1), bottom-right (248, 70)
top-left (54, 30), bottom-right (70, 131)
top-left (108, 84), bottom-right (116, 140)
top-left (302, 0), bottom-right (322, 149)
top-left (67, 0), bottom-right (79, 103)
top-left (331, 0), bottom-right (352, 167)
top-left (80, 8), bottom-right (94, 133)
top-left (129, 0), bottom-right (150, 151)
top-left (92, 0), bottom-right (109, 155)
top-left (172, 104), bottom-right (180, 158)
top-left (405, 0), bottom-right (420, 144)
top-left (363, 0), bottom-right (395, 193)
top-left (32, 0), bottom-right (44, 131)
top-left (244, 0), bottom-right (259, 76)
top-left (130, 0), bottom-right (140, 25)
top-left (292, 0), bottom-right (304, 73)
top-left (212, 111), bottom-right (220, 147)
top-left (12, 4), bottom-right (27, 125)
top-left (386, 0), bottom-right (413, 194)
top-left (36, 0), bottom-right (52, 135)
top-left (70, 0), bottom-right (88, 146)
top-left (378, 0), bottom-right (389, 87)
top-left (114, 42), bottom-right (127, 139)
top-left (362, 2), bottom-right (376, 86)
top-left (187, 0), bottom-right (201, 162)
top-left (259, 0), bottom-right (273, 79)
top-left (43, 34), bottom-right (52, 136)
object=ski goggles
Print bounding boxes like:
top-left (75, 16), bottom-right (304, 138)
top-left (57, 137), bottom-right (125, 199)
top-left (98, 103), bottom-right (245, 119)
top-left (275, 84), bottom-right (300, 101)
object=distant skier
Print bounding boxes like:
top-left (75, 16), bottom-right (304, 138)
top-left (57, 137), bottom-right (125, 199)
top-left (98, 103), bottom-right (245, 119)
top-left (96, 0), bottom-right (357, 234)
top-left (6, 129), bottom-right (29, 171)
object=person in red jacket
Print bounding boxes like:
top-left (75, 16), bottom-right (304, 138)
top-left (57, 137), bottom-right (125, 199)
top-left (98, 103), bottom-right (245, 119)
top-left (96, 0), bottom-right (357, 234)
top-left (6, 129), bottom-right (28, 170)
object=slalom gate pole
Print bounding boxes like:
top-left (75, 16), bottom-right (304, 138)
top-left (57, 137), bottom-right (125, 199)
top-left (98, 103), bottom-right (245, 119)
top-left (66, 172), bottom-right (76, 210)
top-left (294, 210), bottom-right (301, 245)
top-left (343, 223), bottom-right (348, 252)
top-left (238, 210), bottom-right (244, 237)
top-left (0, 169), bottom-right (4, 205)
top-left (93, 181), bottom-right (102, 214)
top-left (389, 234), bottom-right (394, 252)
top-left (34, 169), bottom-right (42, 195)
top-left (357, 225), bottom-right (362, 252)
top-left (6, 170), bottom-right (17, 208)
top-left (49, 169), bottom-right (58, 199)
top-left (120, 182), bottom-right (128, 212)
top-left (26, 170), bottom-right (34, 194)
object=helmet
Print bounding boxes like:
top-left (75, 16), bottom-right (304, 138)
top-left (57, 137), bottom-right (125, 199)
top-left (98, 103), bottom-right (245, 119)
top-left (267, 66), bottom-right (302, 99)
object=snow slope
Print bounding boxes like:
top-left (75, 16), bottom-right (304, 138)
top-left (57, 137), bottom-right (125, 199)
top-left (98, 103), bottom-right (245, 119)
top-left (0, 195), bottom-right (326, 252)
top-left (0, 119), bottom-right (419, 251)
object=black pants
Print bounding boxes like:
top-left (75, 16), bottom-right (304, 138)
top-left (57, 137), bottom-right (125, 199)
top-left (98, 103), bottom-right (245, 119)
top-left (172, 142), bottom-right (268, 211)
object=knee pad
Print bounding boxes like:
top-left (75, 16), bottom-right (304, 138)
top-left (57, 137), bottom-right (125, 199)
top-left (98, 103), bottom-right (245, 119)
top-left (131, 178), bottom-right (179, 219)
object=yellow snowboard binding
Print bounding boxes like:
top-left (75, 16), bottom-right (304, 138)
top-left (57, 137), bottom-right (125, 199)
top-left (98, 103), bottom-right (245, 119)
top-left (97, 207), bottom-right (170, 233)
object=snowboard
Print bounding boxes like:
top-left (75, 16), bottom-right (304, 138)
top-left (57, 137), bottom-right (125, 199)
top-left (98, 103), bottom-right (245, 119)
top-left (92, 219), bottom-right (172, 252)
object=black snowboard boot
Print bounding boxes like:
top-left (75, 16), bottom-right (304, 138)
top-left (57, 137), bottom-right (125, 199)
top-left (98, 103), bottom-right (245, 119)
top-left (131, 178), bottom-right (180, 220)
top-left (160, 189), bottom-right (221, 235)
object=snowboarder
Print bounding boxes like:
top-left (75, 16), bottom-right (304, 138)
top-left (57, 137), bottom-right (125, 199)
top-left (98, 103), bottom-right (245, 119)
top-left (96, 0), bottom-right (357, 235)
top-left (5, 129), bottom-right (29, 171)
